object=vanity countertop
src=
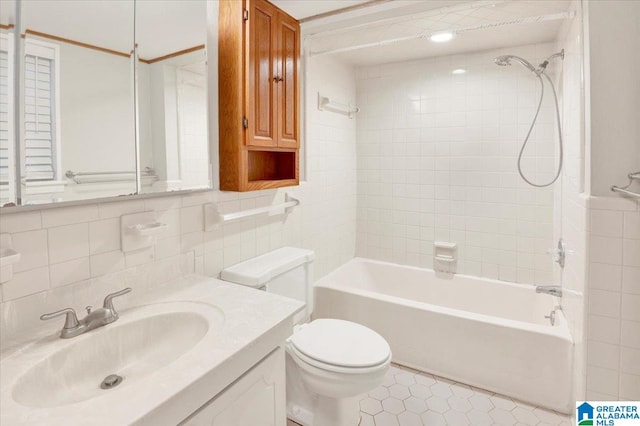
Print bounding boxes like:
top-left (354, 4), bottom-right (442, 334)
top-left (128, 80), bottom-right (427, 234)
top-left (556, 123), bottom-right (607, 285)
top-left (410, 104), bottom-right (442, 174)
top-left (0, 274), bottom-right (304, 425)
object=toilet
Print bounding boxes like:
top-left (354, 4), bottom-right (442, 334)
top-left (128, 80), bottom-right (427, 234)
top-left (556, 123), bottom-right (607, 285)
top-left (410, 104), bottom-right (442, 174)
top-left (220, 247), bottom-right (391, 426)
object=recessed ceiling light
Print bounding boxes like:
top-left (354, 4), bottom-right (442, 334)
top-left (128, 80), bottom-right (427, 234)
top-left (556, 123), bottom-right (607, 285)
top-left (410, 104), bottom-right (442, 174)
top-left (430, 32), bottom-right (454, 43)
top-left (452, 69), bottom-right (466, 75)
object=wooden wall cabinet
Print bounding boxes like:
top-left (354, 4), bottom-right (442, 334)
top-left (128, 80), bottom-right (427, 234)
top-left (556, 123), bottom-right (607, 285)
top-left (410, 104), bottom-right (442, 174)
top-left (219, 0), bottom-right (300, 191)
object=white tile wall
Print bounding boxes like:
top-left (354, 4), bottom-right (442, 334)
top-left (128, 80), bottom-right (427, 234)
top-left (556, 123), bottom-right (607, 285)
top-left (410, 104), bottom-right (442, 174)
top-left (586, 196), bottom-right (640, 400)
top-left (0, 54), bottom-right (357, 344)
top-left (355, 42), bottom-right (560, 284)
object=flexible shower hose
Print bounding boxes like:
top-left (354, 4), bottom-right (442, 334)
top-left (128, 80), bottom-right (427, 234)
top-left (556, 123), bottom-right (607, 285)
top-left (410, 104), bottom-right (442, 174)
top-left (517, 71), bottom-right (564, 188)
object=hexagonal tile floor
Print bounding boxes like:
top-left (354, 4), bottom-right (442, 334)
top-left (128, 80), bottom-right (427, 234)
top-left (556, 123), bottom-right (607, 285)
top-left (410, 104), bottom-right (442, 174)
top-left (287, 364), bottom-right (572, 426)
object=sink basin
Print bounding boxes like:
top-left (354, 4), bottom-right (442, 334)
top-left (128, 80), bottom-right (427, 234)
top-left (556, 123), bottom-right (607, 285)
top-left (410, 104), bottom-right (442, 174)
top-left (11, 302), bottom-right (223, 408)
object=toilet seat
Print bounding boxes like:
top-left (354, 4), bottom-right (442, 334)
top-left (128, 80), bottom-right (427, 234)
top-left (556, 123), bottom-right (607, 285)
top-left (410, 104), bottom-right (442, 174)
top-left (287, 319), bottom-right (391, 374)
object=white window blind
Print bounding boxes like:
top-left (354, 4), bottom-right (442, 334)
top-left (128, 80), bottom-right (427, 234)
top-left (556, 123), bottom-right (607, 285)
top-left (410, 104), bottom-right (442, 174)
top-left (24, 40), bottom-right (58, 181)
top-left (0, 33), bottom-right (16, 204)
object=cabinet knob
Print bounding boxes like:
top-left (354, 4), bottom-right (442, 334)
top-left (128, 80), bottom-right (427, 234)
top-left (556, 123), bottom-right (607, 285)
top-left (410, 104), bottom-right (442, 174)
top-left (273, 76), bottom-right (284, 82)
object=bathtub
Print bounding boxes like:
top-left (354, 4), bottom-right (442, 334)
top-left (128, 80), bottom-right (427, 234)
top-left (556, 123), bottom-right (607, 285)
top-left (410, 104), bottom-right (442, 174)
top-left (313, 258), bottom-right (573, 414)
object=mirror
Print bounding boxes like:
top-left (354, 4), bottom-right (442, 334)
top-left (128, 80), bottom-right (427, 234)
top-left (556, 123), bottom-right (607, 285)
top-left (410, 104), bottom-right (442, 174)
top-left (19, 0), bottom-right (136, 205)
top-left (136, 0), bottom-right (211, 194)
top-left (1, 1), bottom-right (16, 206)
top-left (0, 0), bottom-right (213, 208)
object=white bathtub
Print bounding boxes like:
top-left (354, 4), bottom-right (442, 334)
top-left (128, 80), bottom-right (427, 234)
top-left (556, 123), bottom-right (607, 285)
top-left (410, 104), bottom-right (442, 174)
top-left (313, 258), bottom-right (573, 414)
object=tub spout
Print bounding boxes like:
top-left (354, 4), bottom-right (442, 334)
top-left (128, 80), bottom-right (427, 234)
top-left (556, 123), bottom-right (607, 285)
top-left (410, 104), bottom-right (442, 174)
top-left (536, 285), bottom-right (562, 297)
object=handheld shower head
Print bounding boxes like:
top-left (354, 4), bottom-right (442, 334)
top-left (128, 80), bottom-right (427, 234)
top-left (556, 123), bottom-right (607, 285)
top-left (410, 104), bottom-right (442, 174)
top-left (493, 55), bottom-right (537, 74)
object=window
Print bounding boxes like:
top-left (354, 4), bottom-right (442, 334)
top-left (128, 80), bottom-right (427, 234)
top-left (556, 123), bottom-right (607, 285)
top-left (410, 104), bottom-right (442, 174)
top-left (23, 38), bottom-right (60, 181)
top-left (0, 32), bottom-right (15, 204)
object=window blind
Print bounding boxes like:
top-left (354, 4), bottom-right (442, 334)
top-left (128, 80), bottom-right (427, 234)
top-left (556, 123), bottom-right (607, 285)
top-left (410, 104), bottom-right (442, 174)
top-left (24, 52), bottom-right (56, 181)
top-left (0, 49), bottom-right (11, 188)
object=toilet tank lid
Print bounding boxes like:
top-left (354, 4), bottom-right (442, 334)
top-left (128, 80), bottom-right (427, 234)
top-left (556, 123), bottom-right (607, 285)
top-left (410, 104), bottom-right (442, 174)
top-left (220, 247), bottom-right (315, 288)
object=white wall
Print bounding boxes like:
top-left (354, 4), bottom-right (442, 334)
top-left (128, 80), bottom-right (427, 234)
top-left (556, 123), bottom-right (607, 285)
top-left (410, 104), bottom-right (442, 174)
top-left (555, 0), bottom-right (588, 402)
top-left (57, 39), bottom-right (135, 173)
top-left (584, 0), bottom-right (640, 401)
top-left (355, 43), bottom-right (560, 284)
top-left (0, 54), bottom-right (358, 344)
top-left (587, 0), bottom-right (640, 196)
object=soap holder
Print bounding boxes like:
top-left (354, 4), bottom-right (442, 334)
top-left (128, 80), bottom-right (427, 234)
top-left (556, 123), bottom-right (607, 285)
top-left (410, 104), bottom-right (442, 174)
top-left (0, 234), bottom-right (21, 283)
top-left (121, 212), bottom-right (168, 252)
top-left (127, 222), bottom-right (168, 236)
top-left (434, 241), bottom-right (457, 274)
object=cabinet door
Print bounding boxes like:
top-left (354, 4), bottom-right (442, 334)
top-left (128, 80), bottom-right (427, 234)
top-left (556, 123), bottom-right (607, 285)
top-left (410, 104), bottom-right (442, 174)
top-left (247, 0), bottom-right (278, 147)
top-left (276, 13), bottom-right (299, 149)
top-left (180, 348), bottom-right (286, 426)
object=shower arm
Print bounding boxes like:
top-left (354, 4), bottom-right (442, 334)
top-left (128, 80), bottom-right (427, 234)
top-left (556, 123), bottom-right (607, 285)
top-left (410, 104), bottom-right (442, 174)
top-left (537, 49), bottom-right (565, 74)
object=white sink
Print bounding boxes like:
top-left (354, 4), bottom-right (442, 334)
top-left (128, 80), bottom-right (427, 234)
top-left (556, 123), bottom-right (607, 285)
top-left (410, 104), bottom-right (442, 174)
top-left (11, 301), bottom-right (223, 408)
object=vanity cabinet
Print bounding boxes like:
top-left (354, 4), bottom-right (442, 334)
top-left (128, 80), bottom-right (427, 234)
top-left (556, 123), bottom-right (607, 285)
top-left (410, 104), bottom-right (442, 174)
top-left (180, 348), bottom-right (286, 426)
top-left (219, 0), bottom-right (300, 191)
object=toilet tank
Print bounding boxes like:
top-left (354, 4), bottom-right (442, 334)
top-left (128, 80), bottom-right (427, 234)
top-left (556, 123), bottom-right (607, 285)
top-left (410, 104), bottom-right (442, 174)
top-left (220, 247), bottom-right (315, 323)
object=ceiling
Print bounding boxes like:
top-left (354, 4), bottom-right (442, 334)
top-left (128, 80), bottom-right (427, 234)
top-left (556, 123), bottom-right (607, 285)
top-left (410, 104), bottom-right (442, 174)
top-left (270, 0), bottom-right (371, 20)
top-left (19, 0), bottom-right (206, 60)
top-left (306, 0), bottom-right (574, 66)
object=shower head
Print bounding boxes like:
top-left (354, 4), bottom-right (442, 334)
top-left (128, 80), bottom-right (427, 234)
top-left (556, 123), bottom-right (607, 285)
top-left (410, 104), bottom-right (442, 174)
top-left (493, 55), bottom-right (538, 74)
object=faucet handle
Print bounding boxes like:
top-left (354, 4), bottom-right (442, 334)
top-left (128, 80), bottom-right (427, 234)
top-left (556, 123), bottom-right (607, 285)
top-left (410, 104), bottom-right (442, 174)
top-left (103, 287), bottom-right (132, 314)
top-left (40, 308), bottom-right (79, 330)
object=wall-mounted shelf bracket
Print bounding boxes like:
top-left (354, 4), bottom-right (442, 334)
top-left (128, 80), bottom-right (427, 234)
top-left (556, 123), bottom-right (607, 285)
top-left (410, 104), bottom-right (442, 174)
top-left (204, 193), bottom-right (300, 230)
top-left (0, 234), bottom-right (21, 283)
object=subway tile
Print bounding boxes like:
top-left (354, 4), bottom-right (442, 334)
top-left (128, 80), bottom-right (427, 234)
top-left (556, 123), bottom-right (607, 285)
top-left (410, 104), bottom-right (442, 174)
top-left (587, 340), bottom-right (619, 370)
top-left (180, 206), bottom-right (204, 234)
top-left (181, 232), bottom-right (204, 256)
top-left (588, 315), bottom-right (621, 345)
top-left (619, 373), bottom-right (640, 400)
top-left (11, 230), bottom-right (48, 273)
top-left (204, 250), bottom-right (224, 277)
top-left (621, 320), bottom-right (640, 349)
top-left (622, 267), bottom-right (640, 294)
top-left (589, 196), bottom-right (638, 212)
top-left (621, 347), bottom-right (640, 375)
top-left (144, 195), bottom-right (182, 211)
top-left (2, 266), bottom-right (49, 301)
top-left (155, 209), bottom-right (181, 237)
top-left (41, 205), bottom-right (99, 228)
top-left (586, 365), bottom-right (619, 396)
top-left (90, 251), bottom-right (125, 277)
top-left (621, 294), bottom-right (640, 322)
top-left (156, 236), bottom-right (181, 260)
top-left (623, 211), bottom-right (640, 239)
top-left (98, 200), bottom-right (145, 219)
top-left (0, 211), bottom-right (41, 233)
top-left (622, 239), bottom-right (640, 267)
top-left (125, 247), bottom-right (155, 268)
top-left (50, 258), bottom-right (90, 288)
top-left (590, 209), bottom-right (623, 237)
top-left (589, 235), bottom-right (623, 265)
top-left (89, 218), bottom-right (121, 255)
top-left (48, 223), bottom-right (90, 264)
top-left (588, 289), bottom-right (621, 319)
top-left (589, 262), bottom-right (622, 292)
top-left (182, 191), bottom-right (213, 207)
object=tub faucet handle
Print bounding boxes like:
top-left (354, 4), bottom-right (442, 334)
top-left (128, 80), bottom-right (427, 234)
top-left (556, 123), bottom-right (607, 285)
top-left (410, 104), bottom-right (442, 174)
top-left (546, 238), bottom-right (566, 268)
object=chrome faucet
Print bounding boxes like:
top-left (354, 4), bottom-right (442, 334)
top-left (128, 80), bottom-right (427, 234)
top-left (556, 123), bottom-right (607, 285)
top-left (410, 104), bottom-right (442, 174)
top-left (41, 288), bottom-right (132, 339)
top-left (536, 285), bottom-right (563, 297)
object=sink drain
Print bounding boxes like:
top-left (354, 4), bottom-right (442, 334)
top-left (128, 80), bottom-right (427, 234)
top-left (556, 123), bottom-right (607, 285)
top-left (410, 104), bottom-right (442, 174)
top-left (100, 374), bottom-right (123, 389)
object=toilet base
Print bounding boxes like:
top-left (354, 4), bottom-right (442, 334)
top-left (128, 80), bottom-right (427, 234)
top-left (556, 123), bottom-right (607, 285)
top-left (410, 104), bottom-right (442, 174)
top-left (288, 396), bottom-right (360, 426)
top-left (286, 354), bottom-right (362, 426)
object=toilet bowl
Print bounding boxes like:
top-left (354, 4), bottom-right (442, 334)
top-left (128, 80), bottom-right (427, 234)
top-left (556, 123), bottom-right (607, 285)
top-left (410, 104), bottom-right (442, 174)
top-left (220, 247), bottom-right (392, 426)
top-left (285, 319), bottom-right (391, 426)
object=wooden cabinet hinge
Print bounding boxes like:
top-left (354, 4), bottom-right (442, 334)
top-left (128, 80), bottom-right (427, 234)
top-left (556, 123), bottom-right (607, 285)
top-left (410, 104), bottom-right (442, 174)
top-left (243, 9), bottom-right (248, 21)
top-left (242, 116), bottom-right (248, 129)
